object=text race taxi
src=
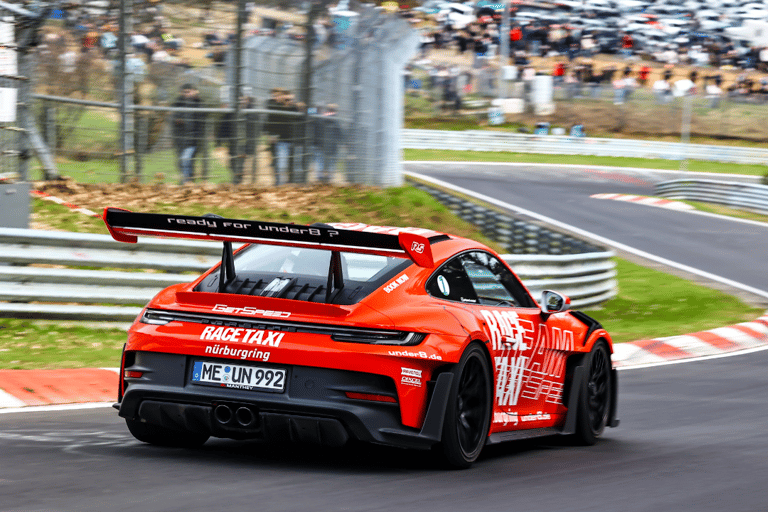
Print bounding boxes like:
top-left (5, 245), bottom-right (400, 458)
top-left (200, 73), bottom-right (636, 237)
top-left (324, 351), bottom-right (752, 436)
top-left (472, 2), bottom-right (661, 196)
top-left (104, 208), bottom-right (618, 468)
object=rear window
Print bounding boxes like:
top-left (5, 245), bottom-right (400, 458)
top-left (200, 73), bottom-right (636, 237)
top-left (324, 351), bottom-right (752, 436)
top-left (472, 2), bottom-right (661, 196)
top-left (194, 244), bottom-right (412, 304)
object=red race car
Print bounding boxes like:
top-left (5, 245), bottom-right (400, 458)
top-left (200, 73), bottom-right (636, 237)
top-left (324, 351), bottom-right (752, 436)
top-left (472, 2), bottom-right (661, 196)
top-left (104, 208), bottom-right (618, 468)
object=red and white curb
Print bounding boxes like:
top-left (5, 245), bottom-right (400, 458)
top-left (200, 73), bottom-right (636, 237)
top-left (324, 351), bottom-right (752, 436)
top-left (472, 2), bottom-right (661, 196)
top-left (3, 314), bottom-right (768, 409)
top-left (591, 193), bottom-right (695, 211)
top-left (613, 312), bottom-right (768, 368)
top-left (0, 368), bottom-right (119, 410)
top-left (30, 190), bottom-right (99, 217)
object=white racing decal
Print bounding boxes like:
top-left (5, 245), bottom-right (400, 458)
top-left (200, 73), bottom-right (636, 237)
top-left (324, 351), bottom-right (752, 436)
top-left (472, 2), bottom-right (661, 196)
top-left (330, 223), bottom-right (435, 236)
top-left (204, 344), bottom-right (271, 362)
top-left (200, 326), bottom-right (285, 347)
top-left (257, 225), bottom-right (337, 237)
top-left (401, 367), bottom-right (422, 378)
top-left (167, 218), bottom-right (220, 228)
top-left (400, 367), bottom-right (424, 386)
top-left (400, 376), bottom-right (422, 387)
top-left (212, 304), bottom-right (291, 318)
top-left (481, 310), bottom-right (531, 351)
top-left (384, 274), bottom-right (409, 293)
top-left (493, 411), bottom-right (519, 426)
top-left (482, 310), bottom-right (574, 407)
top-left (437, 275), bottom-right (450, 296)
top-left (521, 411), bottom-right (551, 422)
top-left (388, 350), bottom-right (442, 361)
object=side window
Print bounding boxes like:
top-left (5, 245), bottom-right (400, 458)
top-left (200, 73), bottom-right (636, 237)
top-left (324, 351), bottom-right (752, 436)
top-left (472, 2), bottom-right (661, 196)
top-left (426, 256), bottom-right (479, 303)
top-left (460, 252), bottom-right (537, 308)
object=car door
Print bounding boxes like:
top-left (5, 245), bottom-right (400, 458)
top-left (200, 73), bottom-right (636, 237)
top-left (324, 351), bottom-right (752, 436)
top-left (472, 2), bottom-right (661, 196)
top-left (458, 251), bottom-right (569, 429)
top-left (426, 251), bottom-right (572, 429)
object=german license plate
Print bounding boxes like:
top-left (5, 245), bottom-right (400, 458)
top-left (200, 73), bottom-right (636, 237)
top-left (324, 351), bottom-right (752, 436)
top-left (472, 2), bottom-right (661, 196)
top-left (191, 361), bottom-right (286, 392)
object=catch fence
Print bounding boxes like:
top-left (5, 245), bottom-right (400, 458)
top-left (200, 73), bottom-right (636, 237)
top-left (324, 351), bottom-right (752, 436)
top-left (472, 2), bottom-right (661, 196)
top-left (406, 63), bottom-right (768, 142)
top-left (2, 1), bottom-right (419, 186)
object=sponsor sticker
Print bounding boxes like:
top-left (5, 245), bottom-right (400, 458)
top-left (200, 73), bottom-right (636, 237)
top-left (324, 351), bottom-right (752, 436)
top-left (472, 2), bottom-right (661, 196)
top-left (388, 350), bottom-right (442, 361)
top-left (493, 411), bottom-right (519, 426)
top-left (200, 326), bottom-right (285, 347)
top-left (401, 376), bottom-right (422, 387)
top-left (437, 275), bottom-right (450, 296)
top-left (212, 304), bottom-right (291, 318)
top-left (521, 412), bottom-right (551, 422)
top-left (384, 273), bottom-right (409, 293)
top-left (204, 344), bottom-right (271, 362)
top-left (401, 367), bottom-right (422, 378)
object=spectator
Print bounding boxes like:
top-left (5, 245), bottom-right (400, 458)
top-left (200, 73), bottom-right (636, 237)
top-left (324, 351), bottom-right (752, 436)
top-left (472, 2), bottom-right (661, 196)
top-left (553, 61), bottom-right (566, 84)
top-left (653, 75), bottom-right (672, 104)
top-left (621, 33), bottom-right (633, 57)
top-left (172, 84), bottom-right (205, 184)
top-left (265, 88), bottom-right (300, 185)
top-left (705, 79), bottom-right (723, 108)
top-left (581, 32), bottom-right (595, 57)
top-left (638, 65), bottom-right (651, 87)
top-left (510, 25), bottom-right (522, 51)
top-left (760, 46), bottom-right (768, 73)
top-left (311, 104), bottom-right (342, 183)
top-left (217, 95), bottom-right (258, 185)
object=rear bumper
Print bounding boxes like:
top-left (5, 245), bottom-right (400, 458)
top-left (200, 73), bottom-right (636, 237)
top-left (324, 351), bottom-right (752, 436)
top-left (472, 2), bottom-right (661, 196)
top-left (117, 351), bottom-right (452, 450)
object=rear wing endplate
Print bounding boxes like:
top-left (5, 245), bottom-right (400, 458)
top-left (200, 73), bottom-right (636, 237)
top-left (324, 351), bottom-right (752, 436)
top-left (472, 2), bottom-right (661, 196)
top-left (103, 208), bottom-right (434, 267)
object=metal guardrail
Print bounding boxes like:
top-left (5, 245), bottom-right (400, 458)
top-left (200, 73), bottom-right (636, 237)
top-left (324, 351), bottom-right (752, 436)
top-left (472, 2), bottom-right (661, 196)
top-left (502, 252), bottom-right (617, 308)
top-left (0, 228), bottom-right (616, 321)
top-left (402, 129), bottom-right (768, 165)
top-left (655, 179), bottom-right (768, 216)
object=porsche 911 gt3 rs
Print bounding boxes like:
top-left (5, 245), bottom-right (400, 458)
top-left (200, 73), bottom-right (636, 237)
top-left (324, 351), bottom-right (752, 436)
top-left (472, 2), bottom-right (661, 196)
top-left (104, 208), bottom-right (618, 468)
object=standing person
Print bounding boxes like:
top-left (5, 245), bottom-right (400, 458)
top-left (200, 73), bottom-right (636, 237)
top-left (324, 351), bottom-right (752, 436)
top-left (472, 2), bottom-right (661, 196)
top-left (172, 83), bottom-right (205, 184)
top-left (265, 88), bottom-right (299, 186)
top-left (312, 104), bottom-right (342, 183)
top-left (217, 95), bottom-right (257, 185)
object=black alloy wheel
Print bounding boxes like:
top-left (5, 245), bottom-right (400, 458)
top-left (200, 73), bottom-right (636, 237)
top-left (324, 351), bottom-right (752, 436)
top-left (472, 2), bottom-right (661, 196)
top-left (439, 344), bottom-right (492, 469)
top-left (574, 341), bottom-right (611, 445)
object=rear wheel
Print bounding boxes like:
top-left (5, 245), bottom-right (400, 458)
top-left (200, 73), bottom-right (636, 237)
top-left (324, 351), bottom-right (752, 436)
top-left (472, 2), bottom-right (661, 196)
top-left (573, 341), bottom-right (612, 445)
top-left (126, 418), bottom-right (209, 448)
top-left (438, 344), bottom-right (492, 469)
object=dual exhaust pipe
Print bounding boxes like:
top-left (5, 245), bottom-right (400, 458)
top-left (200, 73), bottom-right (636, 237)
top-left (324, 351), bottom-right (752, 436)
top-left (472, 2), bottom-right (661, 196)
top-left (213, 403), bottom-right (257, 428)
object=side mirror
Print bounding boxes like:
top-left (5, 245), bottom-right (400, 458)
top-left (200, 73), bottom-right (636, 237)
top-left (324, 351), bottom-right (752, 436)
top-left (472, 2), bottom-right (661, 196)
top-left (541, 290), bottom-right (570, 314)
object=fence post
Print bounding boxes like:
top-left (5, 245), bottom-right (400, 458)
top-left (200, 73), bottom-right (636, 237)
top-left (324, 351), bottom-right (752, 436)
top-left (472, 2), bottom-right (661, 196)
top-left (300, 2), bottom-right (321, 183)
top-left (118, 0), bottom-right (135, 183)
top-left (201, 115), bottom-right (210, 181)
top-left (680, 92), bottom-right (692, 172)
top-left (229, 0), bottom-right (245, 185)
top-left (135, 111), bottom-right (147, 179)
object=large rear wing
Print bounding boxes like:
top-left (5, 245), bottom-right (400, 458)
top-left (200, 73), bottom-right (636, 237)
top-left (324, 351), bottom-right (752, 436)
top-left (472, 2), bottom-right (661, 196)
top-left (102, 208), bottom-right (434, 268)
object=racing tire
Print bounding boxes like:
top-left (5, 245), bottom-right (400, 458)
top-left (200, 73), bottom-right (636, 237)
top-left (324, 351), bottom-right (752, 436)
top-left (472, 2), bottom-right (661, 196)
top-left (572, 341), bottom-right (612, 446)
top-left (438, 344), bottom-right (492, 469)
top-left (126, 418), bottom-right (209, 448)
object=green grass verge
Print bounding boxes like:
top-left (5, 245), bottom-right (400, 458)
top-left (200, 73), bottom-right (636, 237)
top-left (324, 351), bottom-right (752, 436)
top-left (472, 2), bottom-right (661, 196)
top-left (0, 320), bottom-right (127, 370)
top-left (594, 259), bottom-right (763, 344)
top-left (680, 200), bottom-right (768, 224)
top-left (403, 148), bottom-right (768, 177)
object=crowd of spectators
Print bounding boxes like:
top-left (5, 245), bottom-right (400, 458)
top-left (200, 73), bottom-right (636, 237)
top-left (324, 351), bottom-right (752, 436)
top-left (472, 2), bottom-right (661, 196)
top-left (412, 13), bottom-right (768, 105)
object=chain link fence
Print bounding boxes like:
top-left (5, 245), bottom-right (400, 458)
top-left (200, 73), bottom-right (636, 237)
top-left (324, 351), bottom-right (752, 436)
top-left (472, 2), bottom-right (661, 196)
top-left (1, 0), bottom-right (419, 186)
top-left (405, 56), bottom-right (768, 141)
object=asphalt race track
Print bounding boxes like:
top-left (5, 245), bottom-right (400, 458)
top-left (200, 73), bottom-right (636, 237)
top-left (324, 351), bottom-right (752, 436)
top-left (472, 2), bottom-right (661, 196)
top-left (1, 350), bottom-right (767, 512)
top-left (2, 163), bottom-right (767, 511)
top-left (405, 162), bottom-right (768, 299)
